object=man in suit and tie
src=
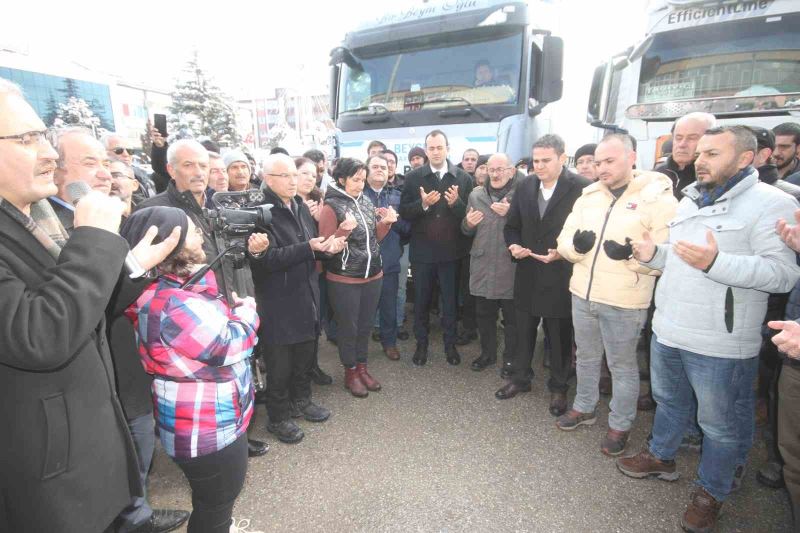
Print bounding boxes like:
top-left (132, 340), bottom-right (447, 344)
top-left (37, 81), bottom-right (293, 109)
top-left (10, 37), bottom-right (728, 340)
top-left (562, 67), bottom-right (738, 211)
top-left (400, 129), bottom-right (474, 366)
top-left (495, 134), bottom-right (591, 417)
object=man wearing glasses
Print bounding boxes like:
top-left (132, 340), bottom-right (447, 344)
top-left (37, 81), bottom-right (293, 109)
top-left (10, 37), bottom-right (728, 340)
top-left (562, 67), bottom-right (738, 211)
top-left (496, 135), bottom-right (591, 420)
top-left (103, 132), bottom-right (156, 201)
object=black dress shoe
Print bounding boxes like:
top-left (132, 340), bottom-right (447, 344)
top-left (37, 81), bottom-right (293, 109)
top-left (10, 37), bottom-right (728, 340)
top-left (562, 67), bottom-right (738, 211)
top-left (471, 355), bottom-right (496, 371)
top-left (412, 344), bottom-right (428, 366)
top-left (310, 364), bottom-right (333, 386)
top-left (500, 361), bottom-right (513, 379)
top-left (130, 509), bottom-right (190, 533)
top-left (495, 381), bottom-right (531, 400)
top-left (267, 419), bottom-right (304, 444)
top-left (247, 439), bottom-right (269, 457)
top-left (455, 328), bottom-right (478, 346)
top-left (445, 345), bottom-right (461, 366)
top-left (397, 328), bottom-right (410, 341)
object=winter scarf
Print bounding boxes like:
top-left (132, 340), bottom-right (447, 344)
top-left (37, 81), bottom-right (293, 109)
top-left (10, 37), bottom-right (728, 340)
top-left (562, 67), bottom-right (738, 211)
top-left (0, 196), bottom-right (69, 259)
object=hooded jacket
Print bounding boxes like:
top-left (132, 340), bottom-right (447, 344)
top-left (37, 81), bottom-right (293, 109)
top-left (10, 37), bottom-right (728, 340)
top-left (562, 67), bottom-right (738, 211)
top-left (323, 184), bottom-right (383, 279)
top-left (557, 170), bottom-right (678, 310)
top-left (644, 169), bottom-right (800, 358)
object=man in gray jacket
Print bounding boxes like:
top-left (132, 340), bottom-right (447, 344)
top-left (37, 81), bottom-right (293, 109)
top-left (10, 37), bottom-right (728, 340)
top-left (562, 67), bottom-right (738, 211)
top-left (461, 153), bottom-right (518, 372)
top-left (617, 126), bottom-right (800, 533)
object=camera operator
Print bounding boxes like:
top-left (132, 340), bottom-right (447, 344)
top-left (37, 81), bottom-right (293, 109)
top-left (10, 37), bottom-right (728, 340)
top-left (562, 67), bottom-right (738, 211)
top-left (0, 79), bottom-right (180, 533)
top-left (250, 154), bottom-right (346, 444)
top-left (137, 140), bottom-right (270, 458)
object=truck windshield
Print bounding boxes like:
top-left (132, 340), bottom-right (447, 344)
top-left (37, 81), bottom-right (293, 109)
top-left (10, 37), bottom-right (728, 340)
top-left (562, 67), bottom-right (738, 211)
top-left (638, 13), bottom-right (800, 103)
top-left (339, 29), bottom-right (523, 115)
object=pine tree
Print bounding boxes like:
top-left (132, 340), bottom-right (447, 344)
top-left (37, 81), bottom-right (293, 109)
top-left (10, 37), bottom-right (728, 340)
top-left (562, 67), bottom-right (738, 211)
top-left (169, 52), bottom-right (240, 145)
top-left (53, 96), bottom-right (106, 137)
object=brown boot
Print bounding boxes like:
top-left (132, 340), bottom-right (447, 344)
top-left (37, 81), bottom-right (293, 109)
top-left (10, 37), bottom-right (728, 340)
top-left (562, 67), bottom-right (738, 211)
top-left (680, 487), bottom-right (723, 533)
top-left (344, 367), bottom-right (368, 398)
top-left (356, 362), bottom-right (381, 391)
top-left (616, 449), bottom-right (680, 481)
top-left (383, 346), bottom-right (401, 361)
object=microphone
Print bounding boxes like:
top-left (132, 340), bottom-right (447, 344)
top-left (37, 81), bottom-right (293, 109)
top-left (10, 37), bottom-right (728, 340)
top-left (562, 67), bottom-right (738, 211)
top-left (65, 181), bottom-right (147, 278)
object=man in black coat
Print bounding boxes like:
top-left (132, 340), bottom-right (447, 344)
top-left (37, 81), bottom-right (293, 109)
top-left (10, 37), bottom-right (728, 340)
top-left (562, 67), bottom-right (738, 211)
top-left (0, 81), bottom-right (179, 533)
top-left (249, 154), bottom-right (345, 444)
top-left (399, 130), bottom-right (474, 366)
top-left (653, 112), bottom-right (715, 200)
top-left (496, 134), bottom-right (591, 417)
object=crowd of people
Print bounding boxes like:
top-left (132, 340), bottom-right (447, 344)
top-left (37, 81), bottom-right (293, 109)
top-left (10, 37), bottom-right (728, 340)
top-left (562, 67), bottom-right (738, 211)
top-left (2, 72), bottom-right (800, 533)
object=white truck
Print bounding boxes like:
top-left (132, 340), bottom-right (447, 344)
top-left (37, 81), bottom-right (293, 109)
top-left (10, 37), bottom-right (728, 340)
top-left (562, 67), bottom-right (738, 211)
top-left (587, 0), bottom-right (800, 168)
top-left (328, 0), bottom-right (564, 170)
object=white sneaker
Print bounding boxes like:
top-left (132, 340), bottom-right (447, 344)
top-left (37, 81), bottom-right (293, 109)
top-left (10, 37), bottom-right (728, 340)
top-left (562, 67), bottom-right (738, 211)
top-left (230, 517), bottom-right (265, 533)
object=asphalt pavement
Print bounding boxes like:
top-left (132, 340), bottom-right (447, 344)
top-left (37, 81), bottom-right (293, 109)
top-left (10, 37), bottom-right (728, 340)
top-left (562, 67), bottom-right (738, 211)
top-left (148, 322), bottom-right (793, 533)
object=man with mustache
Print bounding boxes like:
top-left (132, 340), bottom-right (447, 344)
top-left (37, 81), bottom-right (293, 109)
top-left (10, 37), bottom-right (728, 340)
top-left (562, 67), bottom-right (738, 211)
top-left (617, 126), bottom-right (800, 533)
top-left (654, 112), bottom-right (716, 200)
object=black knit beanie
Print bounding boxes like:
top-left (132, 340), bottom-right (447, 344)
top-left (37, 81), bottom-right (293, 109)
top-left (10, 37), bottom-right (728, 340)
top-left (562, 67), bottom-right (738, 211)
top-left (120, 206), bottom-right (189, 262)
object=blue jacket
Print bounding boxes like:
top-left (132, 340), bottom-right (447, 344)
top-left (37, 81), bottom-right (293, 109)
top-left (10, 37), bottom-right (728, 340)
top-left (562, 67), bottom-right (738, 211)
top-left (363, 185), bottom-right (410, 274)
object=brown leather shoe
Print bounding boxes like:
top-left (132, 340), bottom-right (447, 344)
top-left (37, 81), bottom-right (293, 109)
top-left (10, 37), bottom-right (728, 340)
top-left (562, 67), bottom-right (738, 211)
top-left (494, 381), bottom-right (531, 400)
top-left (601, 429), bottom-right (630, 457)
top-left (616, 449), bottom-right (680, 481)
top-left (555, 409), bottom-right (596, 431)
top-left (549, 392), bottom-right (568, 416)
top-left (680, 487), bottom-right (722, 533)
top-left (356, 362), bottom-right (381, 391)
top-left (344, 367), bottom-right (368, 398)
top-left (383, 346), bottom-right (401, 361)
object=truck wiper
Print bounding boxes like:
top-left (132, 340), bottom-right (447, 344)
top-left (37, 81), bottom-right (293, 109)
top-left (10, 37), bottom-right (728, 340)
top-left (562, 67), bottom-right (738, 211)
top-left (423, 97), bottom-right (491, 121)
top-left (357, 102), bottom-right (407, 126)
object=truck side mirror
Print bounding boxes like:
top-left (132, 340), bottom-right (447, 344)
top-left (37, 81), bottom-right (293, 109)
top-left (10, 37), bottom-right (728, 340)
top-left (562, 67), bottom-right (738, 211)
top-left (539, 35), bottom-right (563, 104)
top-left (587, 63), bottom-right (606, 124)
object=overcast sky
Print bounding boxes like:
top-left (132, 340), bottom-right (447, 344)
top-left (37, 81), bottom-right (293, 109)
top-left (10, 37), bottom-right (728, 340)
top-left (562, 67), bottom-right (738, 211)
top-left (3, 0), bottom-right (648, 144)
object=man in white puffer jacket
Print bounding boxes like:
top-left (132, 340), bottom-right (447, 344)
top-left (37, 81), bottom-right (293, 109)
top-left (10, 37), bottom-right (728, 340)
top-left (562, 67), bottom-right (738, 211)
top-left (617, 125), bottom-right (800, 533)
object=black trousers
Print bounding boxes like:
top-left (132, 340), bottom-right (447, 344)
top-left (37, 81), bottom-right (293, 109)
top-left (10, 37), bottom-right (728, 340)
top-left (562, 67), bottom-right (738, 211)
top-left (174, 433), bottom-right (248, 533)
top-left (263, 340), bottom-right (315, 422)
top-left (328, 278), bottom-right (383, 367)
top-left (412, 260), bottom-right (459, 347)
top-left (457, 256), bottom-right (477, 331)
top-left (475, 296), bottom-right (516, 363)
top-left (514, 308), bottom-right (573, 393)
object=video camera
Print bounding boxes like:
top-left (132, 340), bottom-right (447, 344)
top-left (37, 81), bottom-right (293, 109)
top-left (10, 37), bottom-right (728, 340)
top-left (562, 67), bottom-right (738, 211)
top-left (204, 190), bottom-right (273, 269)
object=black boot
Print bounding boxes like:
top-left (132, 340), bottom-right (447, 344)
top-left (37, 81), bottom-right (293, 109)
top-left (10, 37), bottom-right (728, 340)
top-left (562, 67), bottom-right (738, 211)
top-left (412, 343), bottom-right (428, 366)
top-left (310, 363), bottom-right (333, 385)
top-left (446, 345), bottom-right (461, 366)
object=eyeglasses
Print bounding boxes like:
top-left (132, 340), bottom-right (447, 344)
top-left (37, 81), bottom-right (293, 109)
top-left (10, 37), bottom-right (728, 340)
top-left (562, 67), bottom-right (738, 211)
top-left (110, 171), bottom-right (136, 181)
top-left (265, 172), bottom-right (298, 180)
top-left (112, 147), bottom-right (135, 155)
top-left (0, 130), bottom-right (49, 147)
top-left (487, 167), bottom-right (511, 174)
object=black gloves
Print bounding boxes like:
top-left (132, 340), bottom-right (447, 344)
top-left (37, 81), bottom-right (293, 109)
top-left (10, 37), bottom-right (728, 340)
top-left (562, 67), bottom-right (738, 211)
top-left (573, 229), bottom-right (596, 254)
top-left (603, 238), bottom-right (633, 261)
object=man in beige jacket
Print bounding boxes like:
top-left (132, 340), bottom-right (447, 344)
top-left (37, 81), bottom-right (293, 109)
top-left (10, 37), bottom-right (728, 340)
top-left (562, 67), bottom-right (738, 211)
top-left (555, 134), bottom-right (678, 456)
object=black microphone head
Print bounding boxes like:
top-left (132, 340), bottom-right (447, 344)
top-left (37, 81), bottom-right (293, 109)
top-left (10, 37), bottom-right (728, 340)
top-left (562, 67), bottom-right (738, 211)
top-left (65, 181), bottom-right (92, 206)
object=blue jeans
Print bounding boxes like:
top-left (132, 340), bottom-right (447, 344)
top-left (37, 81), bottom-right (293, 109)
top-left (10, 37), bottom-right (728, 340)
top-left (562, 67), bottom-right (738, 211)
top-left (116, 413), bottom-right (155, 532)
top-left (649, 335), bottom-right (758, 501)
top-left (378, 272), bottom-right (399, 347)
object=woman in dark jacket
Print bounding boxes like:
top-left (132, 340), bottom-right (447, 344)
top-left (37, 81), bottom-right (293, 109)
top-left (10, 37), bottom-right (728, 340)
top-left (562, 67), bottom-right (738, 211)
top-left (319, 158), bottom-right (397, 397)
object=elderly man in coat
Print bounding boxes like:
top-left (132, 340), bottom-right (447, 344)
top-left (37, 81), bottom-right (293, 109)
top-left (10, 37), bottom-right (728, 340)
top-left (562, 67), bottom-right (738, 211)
top-left (617, 126), bottom-right (800, 533)
top-left (494, 136), bottom-right (591, 417)
top-left (0, 78), bottom-right (179, 533)
top-left (461, 153), bottom-right (520, 374)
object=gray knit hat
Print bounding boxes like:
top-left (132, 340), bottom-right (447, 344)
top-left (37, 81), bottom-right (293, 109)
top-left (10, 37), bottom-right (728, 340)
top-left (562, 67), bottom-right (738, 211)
top-left (223, 150), bottom-right (249, 171)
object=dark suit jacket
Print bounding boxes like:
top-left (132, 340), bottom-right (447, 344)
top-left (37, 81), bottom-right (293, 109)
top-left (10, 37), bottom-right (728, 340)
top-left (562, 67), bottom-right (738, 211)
top-left (504, 168), bottom-right (591, 317)
top-left (0, 214), bottom-right (142, 533)
top-left (249, 188), bottom-right (323, 346)
top-left (399, 161), bottom-right (474, 263)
